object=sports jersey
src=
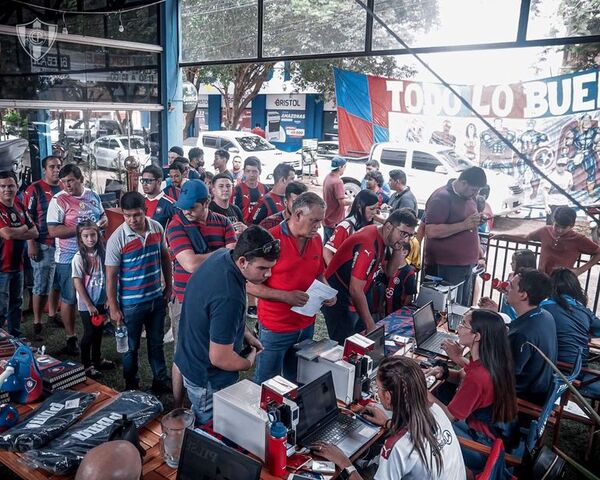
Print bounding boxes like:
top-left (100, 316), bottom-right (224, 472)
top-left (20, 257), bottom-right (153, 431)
top-left (384, 263), bottom-right (417, 315)
top-left (166, 211), bottom-right (236, 302)
top-left (23, 180), bottom-right (62, 246)
top-left (324, 217), bottom-right (358, 254)
top-left (257, 221), bottom-right (325, 332)
top-left (260, 210), bottom-right (286, 231)
top-left (47, 189), bottom-right (105, 264)
top-left (251, 191), bottom-right (284, 225)
top-left (0, 200), bottom-right (33, 273)
top-left (325, 224), bottom-right (385, 303)
top-left (144, 192), bottom-right (177, 229)
top-left (374, 404), bottom-right (466, 480)
top-left (233, 182), bottom-right (269, 223)
top-left (163, 184), bottom-right (181, 201)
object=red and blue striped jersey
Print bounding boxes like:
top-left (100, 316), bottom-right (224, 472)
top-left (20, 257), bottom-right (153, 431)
top-left (251, 192), bottom-right (285, 225)
top-left (23, 180), bottom-right (62, 246)
top-left (0, 200), bottom-right (33, 273)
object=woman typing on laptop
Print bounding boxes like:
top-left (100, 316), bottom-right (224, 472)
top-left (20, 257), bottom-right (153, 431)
top-left (310, 356), bottom-right (466, 479)
top-left (425, 309), bottom-right (518, 476)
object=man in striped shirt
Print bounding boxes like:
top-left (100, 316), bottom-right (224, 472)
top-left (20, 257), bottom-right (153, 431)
top-left (166, 180), bottom-right (236, 407)
top-left (106, 192), bottom-right (173, 392)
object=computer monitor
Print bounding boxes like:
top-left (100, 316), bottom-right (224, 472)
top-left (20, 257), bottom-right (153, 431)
top-left (176, 428), bottom-right (262, 480)
top-left (413, 301), bottom-right (436, 347)
top-left (295, 371), bottom-right (338, 441)
top-left (366, 325), bottom-right (385, 368)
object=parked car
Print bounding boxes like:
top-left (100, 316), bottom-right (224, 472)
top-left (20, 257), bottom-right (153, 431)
top-left (317, 142), bottom-right (524, 215)
top-left (65, 118), bottom-right (123, 143)
top-left (83, 135), bottom-right (151, 170)
top-left (183, 130), bottom-right (300, 183)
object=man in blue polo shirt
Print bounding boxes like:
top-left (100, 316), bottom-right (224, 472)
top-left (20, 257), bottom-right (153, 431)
top-left (505, 268), bottom-right (557, 404)
top-left (174, 226), bottom-right (279, 424)
top-left (106, 191), bottom-right (173, 393)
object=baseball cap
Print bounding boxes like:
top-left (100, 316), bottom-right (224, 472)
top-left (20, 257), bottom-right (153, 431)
top-left (331, 156), bottom-right (347, 169)
top-left (175, 180), bottom-right (208, 209)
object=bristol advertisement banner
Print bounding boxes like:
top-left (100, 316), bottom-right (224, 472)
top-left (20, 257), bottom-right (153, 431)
top-left (334, 68), bottom-right (600, 204)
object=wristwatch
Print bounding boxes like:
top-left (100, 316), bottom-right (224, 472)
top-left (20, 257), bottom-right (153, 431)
top-left (342, 465), bottom-right (357, 478)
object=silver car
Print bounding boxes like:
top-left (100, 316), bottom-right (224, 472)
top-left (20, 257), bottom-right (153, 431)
top-left (85, 135), bottom-right (150, 170)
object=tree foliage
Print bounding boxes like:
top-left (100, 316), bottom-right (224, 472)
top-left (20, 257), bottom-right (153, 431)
top-left (558, 0), bottom-right (600, 71)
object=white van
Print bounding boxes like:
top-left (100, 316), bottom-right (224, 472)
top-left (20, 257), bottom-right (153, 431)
top-left (317, 142), bottom-right (524, 215)
top-left (183, 130), bottom-right (299, 183)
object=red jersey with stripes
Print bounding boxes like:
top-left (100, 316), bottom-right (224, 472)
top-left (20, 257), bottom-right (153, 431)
top-left (257, 221), bottom-right (325, 332)
top-left (166, 211), bottom-right (236, 302)
top-left (0, 200), bottom-right (33, 273)
top-left (324, 217), bottom-right (357, 255)
top-left (163, 184), bottom-right (181, 201)
top-left (259, 210), bottom-right (285, 231)
top-left (23, 180), bottom-right (62, 246)
top-left (105, 218), bottom-right (166, 307)
top-left (233, 182), bottom-right (269, 224)
top-left (251, 191), bottom-right (285, 225)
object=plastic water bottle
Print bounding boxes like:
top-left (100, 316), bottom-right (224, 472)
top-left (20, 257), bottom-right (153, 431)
top-left (115, 326), bottom-right (129, 353)
top-left (267, 421), bottom-right (287, 477)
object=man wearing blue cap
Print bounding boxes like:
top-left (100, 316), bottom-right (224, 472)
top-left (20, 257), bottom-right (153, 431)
top-left (166, 179), bottom-right (237, 406)
top-left (322, 156), bottom-right (351, 244)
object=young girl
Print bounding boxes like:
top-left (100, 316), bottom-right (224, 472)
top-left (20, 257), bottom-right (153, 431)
top-left (72, 220), bottom-right (114, 379)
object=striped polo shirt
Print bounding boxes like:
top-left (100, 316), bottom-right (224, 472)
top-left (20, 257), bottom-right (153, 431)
top-left (105, 218), bottom-right (165, 307)
top-left (166, 211), bottom-right (236, 302)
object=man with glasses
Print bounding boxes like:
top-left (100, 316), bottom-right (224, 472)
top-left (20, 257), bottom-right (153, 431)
top-left (322, 208), bottom-right (418, 344)
top-left (494, 205), bottom-right (600, 277)
top-left (23, 155), bottom-right (62, 340)
top-left (0, 171), bottom-right (38, 336)
top-left (141, 165), bottom-right (177, 229)
top-left (424, 166), bottom-right (487, 306)
top-left (166, 180), bottom-right (237, 407)
top-left (249, 192), bottom-right (336, 384)
top-left (175, 226), bottom-right (278, 424)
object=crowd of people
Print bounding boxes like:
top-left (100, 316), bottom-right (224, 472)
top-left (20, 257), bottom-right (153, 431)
top-left (1, 144), bottom-right (600, 480)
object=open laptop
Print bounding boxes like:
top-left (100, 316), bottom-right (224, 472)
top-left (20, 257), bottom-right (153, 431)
top-left (295, 371), bottom-right (378, 457)
top-left (366, 325), bottom-right (385, 378)
top-left (413, 301), bottom-right (458, 358)
top-left (176, 428), bottom-right (262, 480)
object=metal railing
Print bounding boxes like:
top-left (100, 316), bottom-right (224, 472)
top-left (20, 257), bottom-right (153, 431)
top-left (480, 235), bottom-right (600, 315)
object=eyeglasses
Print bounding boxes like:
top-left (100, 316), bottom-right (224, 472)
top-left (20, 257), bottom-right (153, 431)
top-left (394, 226), bottom-right (414, 239)
top-left (140, 178), bottom-right (158, 185)
top-left (244, 239), bottom-right (280, 257)
top-left (457, 319), bottom-right (475, 332)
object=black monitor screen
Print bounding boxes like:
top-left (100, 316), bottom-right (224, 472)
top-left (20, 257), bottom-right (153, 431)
top-left (366, 325), bottom-right (385, 368)
top-left (295, 371), bottom-right (337, 440)
top-left (413, 302), bottom-right (436, 346)
top-left (176, 428), bottom-right (262, 480)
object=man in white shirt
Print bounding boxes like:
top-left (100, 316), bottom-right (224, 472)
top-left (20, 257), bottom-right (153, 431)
top-left (542, 156), bottom-right (573, 225)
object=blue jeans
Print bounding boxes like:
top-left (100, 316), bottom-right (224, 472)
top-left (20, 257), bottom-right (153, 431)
top-left (182, 376), bottom-right (216, 425)
top-left (0, 272), bottom-right (23, 336)
top-left (55, 262), bottom-right (76, 305)
top-left (453, 420), bottom-right (493, 473)
top-left (435, 264), bottom-right (475, 306)
top-left (322, 299), bottom-right (362, 345)
top-left (30, 244), bottom-right (57, 296)
top-left (255, 324), bottom-right (315, 384)
top-left (121, 297), bottom-right (168, 384)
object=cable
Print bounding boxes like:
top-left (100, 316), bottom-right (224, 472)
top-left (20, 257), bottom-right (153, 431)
top-left (9, 0), bottom-right (165, 15)
top-left (352, 0), bottom-right (600, 224)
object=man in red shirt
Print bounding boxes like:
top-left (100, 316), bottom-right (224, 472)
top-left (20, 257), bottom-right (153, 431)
top-left (0, 171), bottom-right (39, 336)
top-left (259, 181), bottom-right (307, 231)
top-left (322, 156), bottom-right (351, 244)
top-left (323, 208), bottom-right (418, 344)
top-left (494, 206), bottom-right (600, 276)
top-left (23, 155), bottom-right (62, 340)
top-left (248, 192), bottom-right (336, 383)
top-left (166, 180), bottom-right (237, 406)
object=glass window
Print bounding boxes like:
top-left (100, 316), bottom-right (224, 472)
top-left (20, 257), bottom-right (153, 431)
top-left (438, 150), bottom-right (474, 172)
top-left (237, 136), bottom-right (275, 152)
top-left (372, 0), bottom-right (520, 50)
top-left (95, 138), bottom-right (109, 149)
top-left (262, 0), bottom-right (366, 57)
top-left (202, 136), bottom-right (218, 148)
top-left (220, 139), bottom-right (235, 150)
top-left (108, 139), bottom-right (120, 150)
top-left (380, 149), bottom-right (407, 167)
top-left (121, 137), bottom-right (145, 150)
top-left (527, 0), bottom-right (600, 40)
top-left (411, 151), bottom-right (441, 172)
top-left (180, 0), bottom-right (258, 63)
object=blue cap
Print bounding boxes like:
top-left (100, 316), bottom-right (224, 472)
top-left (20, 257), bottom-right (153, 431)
top-left (331, 156), bottom-right (347, 169)
top-left (175, 180), bottom-right (208, 209)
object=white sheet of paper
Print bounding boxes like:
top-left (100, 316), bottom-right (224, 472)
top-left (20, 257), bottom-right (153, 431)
top-left (291, 279), bottom-right (337, 317)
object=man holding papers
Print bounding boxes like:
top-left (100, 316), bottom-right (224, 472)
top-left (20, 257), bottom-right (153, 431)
top-left (248, 192), bottom-right (337, 384)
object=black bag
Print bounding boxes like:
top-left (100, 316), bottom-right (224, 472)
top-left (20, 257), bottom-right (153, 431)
top-left (176, 211), bottom-right (209, 254)
top-left (518, 445), bottom-right (566, 480)
top-left (108, 413), bottom-right (145, 458)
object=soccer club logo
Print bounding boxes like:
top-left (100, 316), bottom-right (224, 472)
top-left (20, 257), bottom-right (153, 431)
top-left (16, 18), bottom-right (58, 62)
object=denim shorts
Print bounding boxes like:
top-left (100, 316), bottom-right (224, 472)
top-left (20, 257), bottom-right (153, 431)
top-left (55, 262), bottom-right (76, 305)
top-left (30, 244), bottom-right (57, 296)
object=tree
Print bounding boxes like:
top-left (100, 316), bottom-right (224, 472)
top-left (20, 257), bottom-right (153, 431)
top-left (558, 0), bottom-right (600, 71)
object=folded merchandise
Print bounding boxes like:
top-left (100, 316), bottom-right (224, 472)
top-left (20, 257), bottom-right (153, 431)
top-left (23, 390), bottom-right (163, 474)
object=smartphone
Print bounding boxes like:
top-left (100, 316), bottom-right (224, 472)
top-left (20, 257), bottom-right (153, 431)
top-left (311, 460), bottom-right (336, 474)
top-left (239, 341), bottom-right (252, 358)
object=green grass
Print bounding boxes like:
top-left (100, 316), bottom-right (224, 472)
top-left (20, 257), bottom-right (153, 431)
top-left (1, 306), bottom-right (599, 479)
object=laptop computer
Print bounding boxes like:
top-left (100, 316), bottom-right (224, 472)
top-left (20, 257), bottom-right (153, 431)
top-left (366, 325), bottom-right (385, 378)
top-left (413, 301), bottom-right (458, 358)
top-left (176, 428), bottom-right (262, 480)
top-left (295, 371), bottom-right (378, 457)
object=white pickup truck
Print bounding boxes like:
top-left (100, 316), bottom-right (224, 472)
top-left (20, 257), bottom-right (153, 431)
top-left (317, 142), bottom-right (524, 215)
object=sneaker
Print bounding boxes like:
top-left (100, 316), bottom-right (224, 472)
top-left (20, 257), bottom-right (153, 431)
top-left (33, 323), bottom-right (43, 341)
top-left (94, 358), bottom-right (116, 370)
top-left (151, 378), bottom-right (173, 394)
top-left (65, 336), bottom-right (80, 356)
top-left (247, 306), bottom-right (258, 319)
top-left (48, 314), bottom-right (64, 328)
top-left (85, 366), bottom-right (103, 380)
top-left (163, 328), bottom-right (174, 344)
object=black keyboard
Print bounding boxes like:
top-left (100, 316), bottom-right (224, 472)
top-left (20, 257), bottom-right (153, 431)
top-left (304, 414), bottom-right (361, 445)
